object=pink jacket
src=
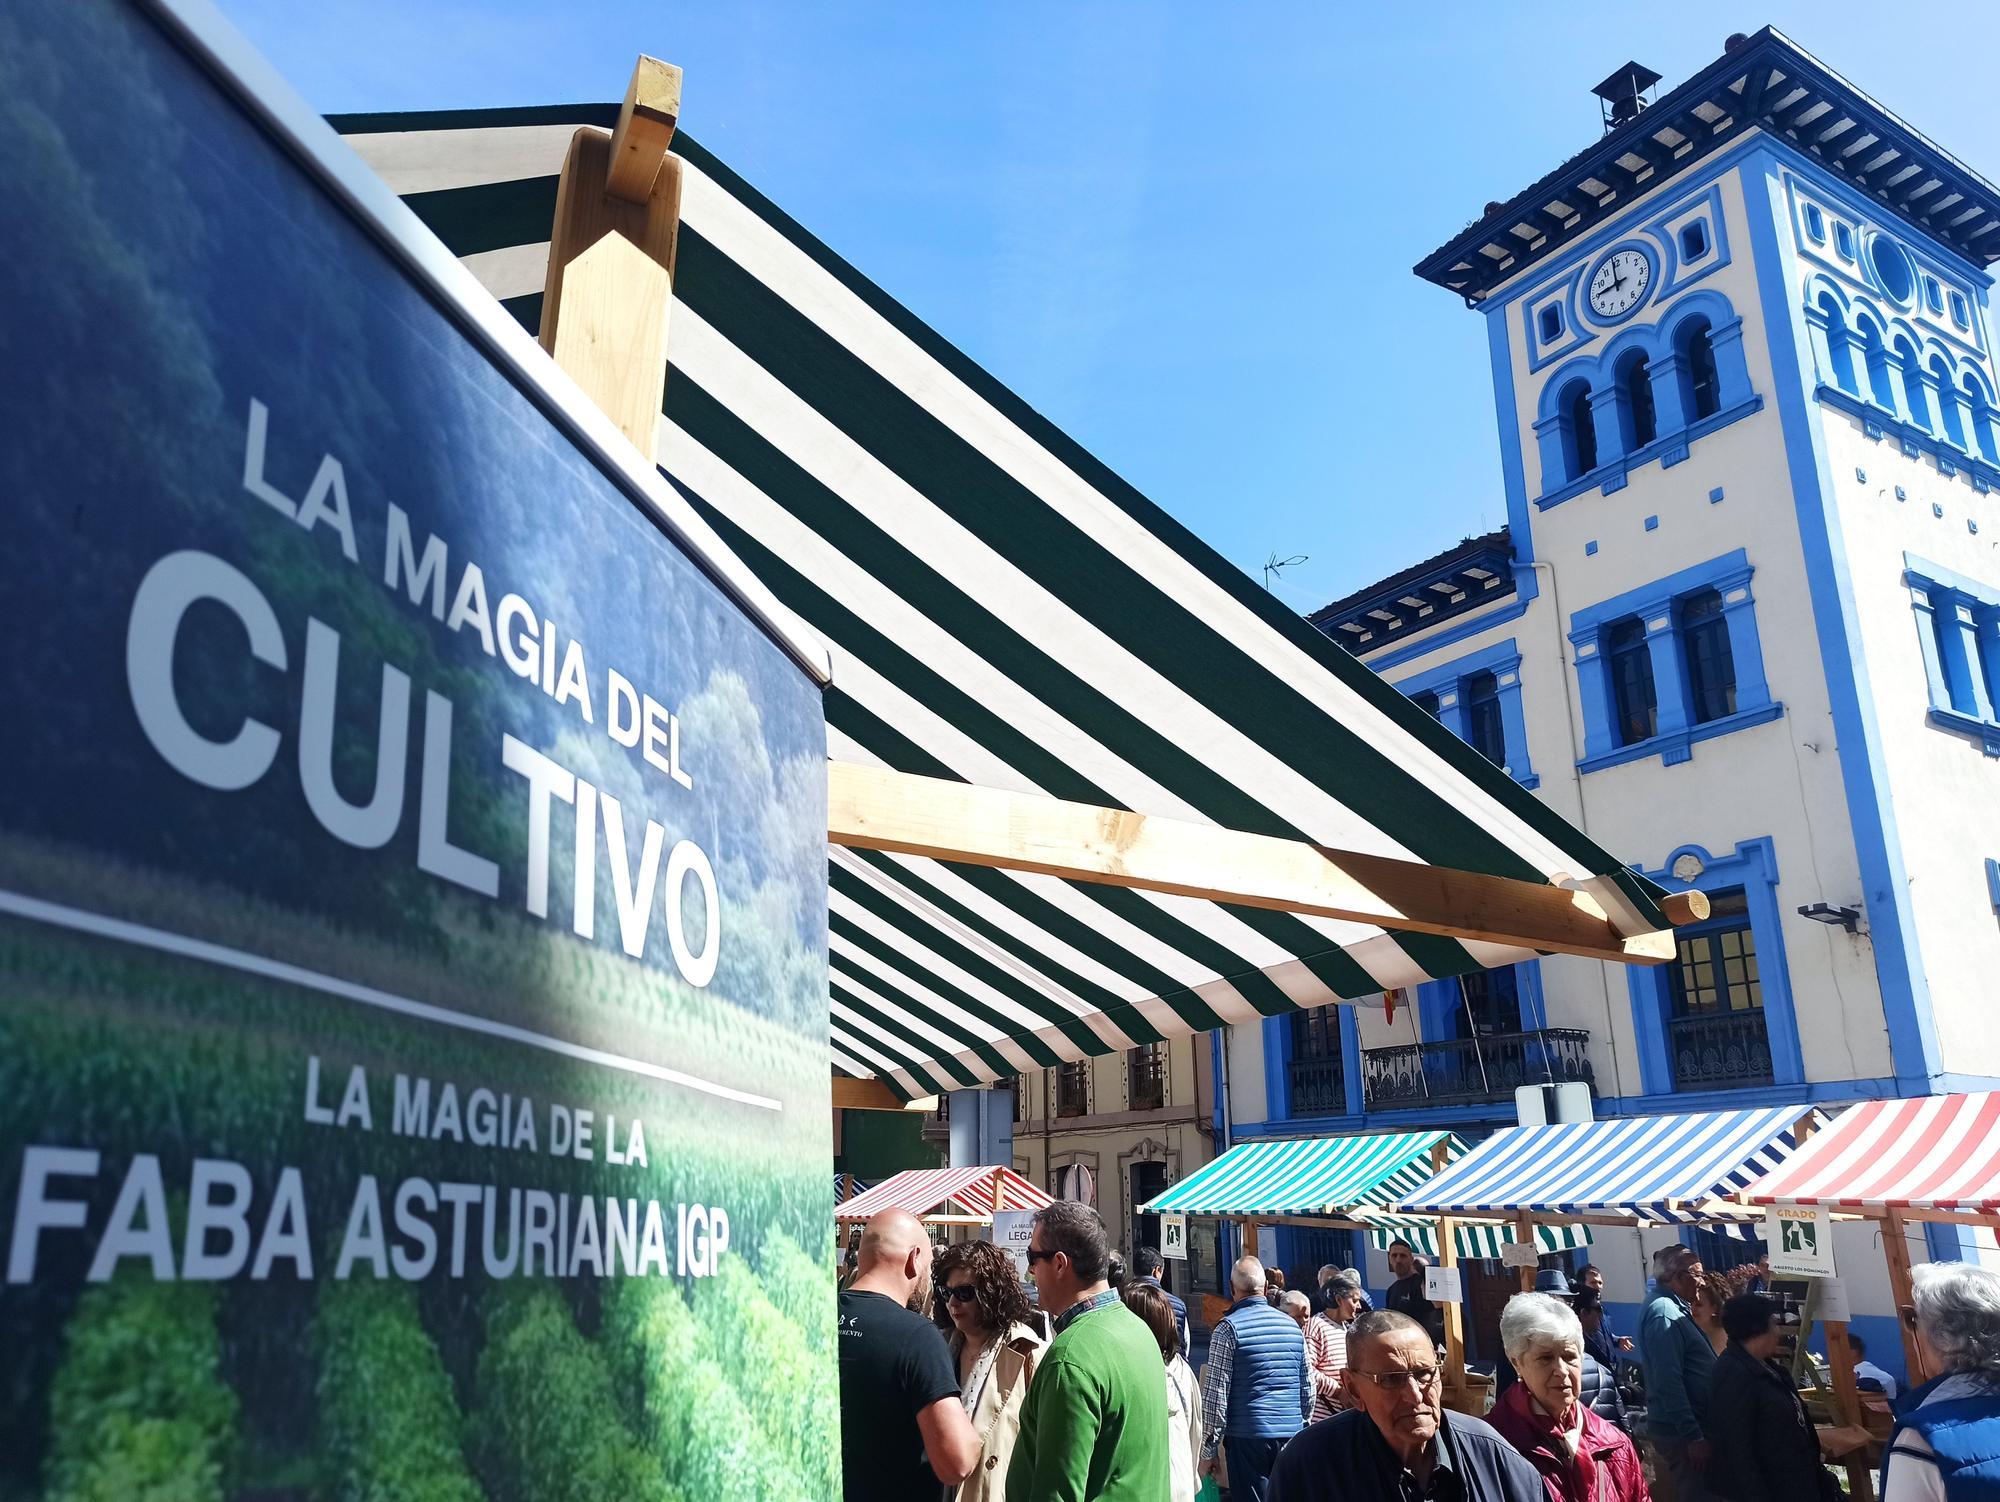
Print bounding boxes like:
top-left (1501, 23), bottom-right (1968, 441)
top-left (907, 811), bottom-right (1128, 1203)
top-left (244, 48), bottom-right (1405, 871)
top-left (1487, 1379), bottom-right (1651, 1502)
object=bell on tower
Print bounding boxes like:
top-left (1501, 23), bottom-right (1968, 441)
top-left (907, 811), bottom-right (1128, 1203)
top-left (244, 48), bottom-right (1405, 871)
top-left (1591, 61), bottom-right (1662, 131)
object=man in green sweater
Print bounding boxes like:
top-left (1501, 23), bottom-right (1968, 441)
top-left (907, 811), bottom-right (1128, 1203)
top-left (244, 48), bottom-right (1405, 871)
top-left (1009, 1200), bottom-right (1170, 1502)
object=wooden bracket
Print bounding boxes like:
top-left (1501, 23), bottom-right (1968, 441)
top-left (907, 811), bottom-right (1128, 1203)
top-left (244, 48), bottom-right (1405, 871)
top-left (538, 55), bottom-right (684, 458)
top-left (831, 1075), bottom-right (938, 1112)
top-left (828, 760), bottom-right (1678, 965)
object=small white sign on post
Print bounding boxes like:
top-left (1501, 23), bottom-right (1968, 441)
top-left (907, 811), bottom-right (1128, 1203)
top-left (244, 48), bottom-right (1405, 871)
top-left (990, 1210), bottom-right (1036, 1278)
top-left (1161, 1214), bottom-right (1188, 1261)
top-left (1817, 1276), bottom-right (1851, 1323)
top-left (1424, 1264), bottom-right (1464, 1303)
top-left (1501, 1240), bottom-right (1541, 1270)
top-left (1766, 1205), bottom-right (1837, 1278)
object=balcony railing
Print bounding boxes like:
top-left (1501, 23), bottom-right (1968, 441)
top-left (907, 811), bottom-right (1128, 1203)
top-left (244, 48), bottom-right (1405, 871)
top-left (1286, 1054), bottom-right (1348, 1116)
top-left (1668, 1011), bottom-right (1774, 1089)
top-left (1361, 1029), bottom-right (1593, 1110)
top-left (1128, 1049), bottom-right (1165, 1111)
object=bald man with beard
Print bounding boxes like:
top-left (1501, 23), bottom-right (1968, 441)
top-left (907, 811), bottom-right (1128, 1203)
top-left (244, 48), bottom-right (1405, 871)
top-left (839, 1208), bottom-right (980, 1501)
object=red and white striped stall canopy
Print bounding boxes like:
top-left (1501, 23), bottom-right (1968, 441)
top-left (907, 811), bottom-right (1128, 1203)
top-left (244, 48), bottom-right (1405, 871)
top-left (835, 1166), bottom-right (1053, 1222)
top-left (1749, 1093), bottom-right (2000, 1213)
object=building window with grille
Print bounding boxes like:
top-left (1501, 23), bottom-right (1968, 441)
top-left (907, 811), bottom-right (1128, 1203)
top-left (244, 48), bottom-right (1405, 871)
top-left (1286, 1006), bottom-right (1347, 1118)
top-left (1056, 1061), bottom-right (1090, 1118)
top-left (1680, 588), bottom-right (1737, 724)
top-left (1463, 671), bottom-right (1506, 766)
top-left (1607, 617), bottom-right (1657, 746)
top-left (1394, 644), bottom-right (1537, 789)
top-left (1127, 1044), bottom-right (1165, 1111)
top-left (1665, 888), bottom-right (1773, 1089)
top-left (1453, 966), bottom-right (1523, 1039)
top-left (1907, 558), bottom-right (2000, 752)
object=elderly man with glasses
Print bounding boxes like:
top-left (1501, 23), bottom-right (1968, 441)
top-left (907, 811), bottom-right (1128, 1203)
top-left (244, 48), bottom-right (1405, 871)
top-left (1270, 1311), bottom-right (1541, 1501)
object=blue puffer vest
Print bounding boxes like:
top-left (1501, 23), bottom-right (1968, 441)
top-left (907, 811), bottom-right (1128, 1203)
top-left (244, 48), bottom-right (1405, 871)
top-left (1887, 1374), bottom-right (2000, 1500)
top-left (1222, 1296), bottom-right (1306, 1439)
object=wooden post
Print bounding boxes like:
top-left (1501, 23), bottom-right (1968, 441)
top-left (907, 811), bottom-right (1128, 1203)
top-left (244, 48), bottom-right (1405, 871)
top-left (1515, 1213), bottom-right (1537, 1293)
top-left (1432, 1144), bottom-right (1466, 1403)
top-left (991, 1168), bottom-right (1007, 1217)
top-left (1243, 1219), bottom-right (1261, 1261)
top-left (1824, 1306), bottom-right (1876, 1502)
top-left (1884, 1209), bottom-right (1927, 1383)
top-left (539, 56), bottom-right (684, 458)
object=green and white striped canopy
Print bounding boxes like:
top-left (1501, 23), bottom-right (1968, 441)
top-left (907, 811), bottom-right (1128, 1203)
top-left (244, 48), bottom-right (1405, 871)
top-left (1138, 1131), bottom-right (1460, 1218)
top-left (331, 106), bottom-right (1671, 1099)
top-left (1363, 1221), bottom-right (1593, 1259)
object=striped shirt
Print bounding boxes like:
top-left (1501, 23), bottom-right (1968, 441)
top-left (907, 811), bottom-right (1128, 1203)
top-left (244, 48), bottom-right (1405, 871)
top-left (1303, 1314), bottom-right (1352, 1423)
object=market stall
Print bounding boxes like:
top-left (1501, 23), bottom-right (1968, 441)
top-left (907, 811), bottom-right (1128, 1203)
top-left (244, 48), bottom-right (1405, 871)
top-left (835, 1165), bottom-right (1051, 1228)
top-left (1139, 1130), bottom-right (1585, 1409)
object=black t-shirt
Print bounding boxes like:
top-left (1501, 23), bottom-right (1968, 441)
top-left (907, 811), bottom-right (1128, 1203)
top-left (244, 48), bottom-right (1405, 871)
top-left (1387, 1273), bottom-right (1446, 1347)
top-left (838, 1289), bottom-right (960, 1502)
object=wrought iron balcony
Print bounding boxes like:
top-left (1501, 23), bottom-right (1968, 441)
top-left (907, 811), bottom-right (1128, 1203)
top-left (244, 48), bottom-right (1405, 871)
top-left (1286, 1055), bottom-right (1348, 1116)
top-left (1361, 1029), bottom-right (1593, 1110)
top-left (1668, 1011), bottom-right (1774, 1089)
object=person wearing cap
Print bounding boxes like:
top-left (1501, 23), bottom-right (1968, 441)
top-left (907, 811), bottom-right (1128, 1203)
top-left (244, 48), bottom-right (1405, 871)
top-left (1705, 1292), bottom-right (1838, 1502)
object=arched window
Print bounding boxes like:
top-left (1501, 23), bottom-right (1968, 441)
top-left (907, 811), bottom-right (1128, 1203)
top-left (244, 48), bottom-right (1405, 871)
top-left (1621, 351), bottom-right (1658, 448)
top-left (1897, 337), bottom-right (1931, 430)
top-left (1463, 671), bottom-right (1506, 767)
top-left (1680, 317), bottom-right (1720, 420)
top-left (1562, 379), bottom-right (1598, 477)
top-left (1818, 292), bottom-right (1858, 396)
top-left (1859, 320), bottom-right (1899, 412)
top-left (1932, 356), bottom-right (1968, 450)
top-left (1965, 375), bottom-right (2000, 463)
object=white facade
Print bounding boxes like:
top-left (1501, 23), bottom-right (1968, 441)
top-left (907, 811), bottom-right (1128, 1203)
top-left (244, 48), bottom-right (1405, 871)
top-left (1215, 34), bottom-right (2000, 1372)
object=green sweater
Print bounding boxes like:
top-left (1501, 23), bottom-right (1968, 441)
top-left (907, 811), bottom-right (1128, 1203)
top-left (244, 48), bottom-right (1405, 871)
top-left (1006, 1302), bottom-right (1170, 1502)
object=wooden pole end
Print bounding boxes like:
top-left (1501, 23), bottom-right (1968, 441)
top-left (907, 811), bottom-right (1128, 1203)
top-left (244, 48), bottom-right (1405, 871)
top-left (607, 55), bottom-right (683, 204)
top-left (1661, 889), bottom-right (1711, 926)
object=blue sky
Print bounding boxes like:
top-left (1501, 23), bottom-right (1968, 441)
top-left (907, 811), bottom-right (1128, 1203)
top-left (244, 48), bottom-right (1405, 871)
top-left (221, 0), bottom-right (2000, 616)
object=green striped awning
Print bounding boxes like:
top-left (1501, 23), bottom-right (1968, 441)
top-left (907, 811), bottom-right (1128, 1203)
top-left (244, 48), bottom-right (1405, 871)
top-left (1363, 1221), bottom-right (1593, 1259)
top-left (329, 107), bottom-right (1673, 1099)
top-left (1138, 1132), bottom-right (1460, 1218)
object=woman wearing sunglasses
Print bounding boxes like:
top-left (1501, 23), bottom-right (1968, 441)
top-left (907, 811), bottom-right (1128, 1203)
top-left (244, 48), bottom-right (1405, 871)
top-left (933, 1240), bottom-right (1047, 1501)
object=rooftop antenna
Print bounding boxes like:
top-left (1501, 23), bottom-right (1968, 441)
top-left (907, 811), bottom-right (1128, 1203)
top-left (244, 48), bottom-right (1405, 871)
top-left (1592, 61), bottom-right (1662, 133)
top-left (1263, 552), bottom-right (1308, 592)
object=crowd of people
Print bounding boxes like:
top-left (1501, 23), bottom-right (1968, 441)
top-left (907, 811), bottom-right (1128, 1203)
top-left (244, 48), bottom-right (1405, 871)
top-left (838, 1204), bottom-right (2000, 1502)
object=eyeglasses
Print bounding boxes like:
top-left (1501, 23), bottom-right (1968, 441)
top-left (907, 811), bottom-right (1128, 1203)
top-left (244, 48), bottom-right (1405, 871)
top-left (941, 1284), bottom-right (980, 1304)
top-left (1348, 1366), bottom-right (1442, 1394)
top-left (1025, 1248), bottom-right (1057, 1265)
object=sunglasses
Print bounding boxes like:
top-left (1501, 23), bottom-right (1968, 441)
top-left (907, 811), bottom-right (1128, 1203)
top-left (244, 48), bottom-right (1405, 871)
top-left (940, 1284), bottom-right (980, 1305)
top-left (1025, 1248), bottom-right (1057, 1265)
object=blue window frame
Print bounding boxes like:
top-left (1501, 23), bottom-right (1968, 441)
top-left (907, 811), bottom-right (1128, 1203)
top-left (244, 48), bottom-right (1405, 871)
top-left (1393, 640), bottom-right (1539, 789)
top-left (1834, 221), bottom-right (1855, 259)
top-left (1951, 291), bottom-right (1971, 329)
top-left (1623, 353), bottom-right (1657, 448)
top-left (1683, 320), bottom-right (1721, 420)
top-left (1680, 588), bottom-right (1737, 724)
top-left (1539, 304), bottom-right (1564, 342)
top-left (1664, 887), bottom-right (1773, 1090)
top-left (1627, 839), bottom-right (1803, 1099)
top-left (1924, 276), bottom-right (1945, 315)
top-left (1679, 220), bottom-right (1709, 260)
top-left (1569, 550), bottom-right (1781, 772)
top-left (1906, 554), bottom-right (2000, 755)
top-left (1453, 965), bottom-right (1522, 1038)
top-left (1568, 382), bottom-right (1598, 475)
top-left (1265, 1003), bottom-right (1360, 1122)
top-left (1803, 203), bottom-right (1826, 243)
top-left (1607, 618), bottom-right (1657, 746)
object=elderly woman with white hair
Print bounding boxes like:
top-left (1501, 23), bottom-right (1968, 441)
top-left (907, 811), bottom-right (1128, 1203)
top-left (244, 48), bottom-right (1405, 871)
top-left (1486, 1293), bottom-right (1650, 1502)
top-left (1885, 1261), bottom-right (2000, 1501)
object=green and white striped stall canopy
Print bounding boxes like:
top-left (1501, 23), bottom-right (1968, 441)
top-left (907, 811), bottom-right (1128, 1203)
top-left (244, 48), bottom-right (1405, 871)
top-left (1361, 1220), bottom-right (1593, 1260)
top-left (1137, 1131), bottom-right (1461, 1219)
top-left (331, 106), bottom-right (1673, 1100)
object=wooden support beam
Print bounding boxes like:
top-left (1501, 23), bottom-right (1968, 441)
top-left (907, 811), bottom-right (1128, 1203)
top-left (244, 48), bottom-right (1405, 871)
top-left (1824, 1308), bottom-right (1876, 1501)
top-left (831, 1076), bottom-right (938, 1112)
top-left (827, 761), bottom-right (1678, 965)
top-left (1883, 1208), bottom-right (1927, 1385)
top-left (538, 56), bottom-right (684, 458)
top-left (1515, 1213), bottom-right (1537, 1293)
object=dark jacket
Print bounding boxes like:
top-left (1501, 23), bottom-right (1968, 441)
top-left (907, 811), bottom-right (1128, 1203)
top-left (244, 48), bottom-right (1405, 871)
top-left (1579, 1352), bottom-right (1628, 1431)
top-left (1270, 1408), bottom-right (1544, 1502)
top-left (1388, 1273), bottom-right (1446, 1349)
top-left (1704, 1342), bottom-right (1840, 1502)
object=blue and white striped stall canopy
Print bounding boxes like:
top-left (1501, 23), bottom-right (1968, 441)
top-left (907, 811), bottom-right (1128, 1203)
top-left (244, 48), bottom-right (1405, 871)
top-left (1393, 1105), bottom-right (1821, 1226)
top-left (1364, 1220), bottom-right (1592, 1260)
top-left (1139, 1131), bottom-right (1460, 1219)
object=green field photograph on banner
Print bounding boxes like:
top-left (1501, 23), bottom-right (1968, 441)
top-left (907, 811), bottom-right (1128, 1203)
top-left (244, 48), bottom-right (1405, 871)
top-left (0, 0), bottom-right (837, 1496)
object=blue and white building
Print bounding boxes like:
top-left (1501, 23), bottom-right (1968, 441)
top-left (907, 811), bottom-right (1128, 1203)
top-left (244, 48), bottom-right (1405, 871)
top-left (1216, 29), bottom-right (2000, 1371)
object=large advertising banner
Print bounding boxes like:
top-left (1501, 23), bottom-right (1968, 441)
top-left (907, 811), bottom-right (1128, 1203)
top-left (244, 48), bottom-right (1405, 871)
top-left (0, 1), bottom-right (836, 1497)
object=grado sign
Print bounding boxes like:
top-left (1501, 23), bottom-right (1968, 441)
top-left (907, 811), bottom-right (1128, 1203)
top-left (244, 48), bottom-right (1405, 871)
top-left (1161, 1213), bottom-right (1188, 1261)
top-left (0, 1), bottom-right (834, 1497)
top-left (1765, 1205), bottom-right (1838, 1279)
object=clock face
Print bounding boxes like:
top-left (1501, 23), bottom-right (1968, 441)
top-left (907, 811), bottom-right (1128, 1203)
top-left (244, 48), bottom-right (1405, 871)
top-left (1588, 249), bottom-right (1651, 318)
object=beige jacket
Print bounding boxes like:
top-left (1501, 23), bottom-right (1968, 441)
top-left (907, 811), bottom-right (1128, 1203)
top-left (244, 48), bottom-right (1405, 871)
top-left (951, 1320), bottom-right (1046, 1502)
